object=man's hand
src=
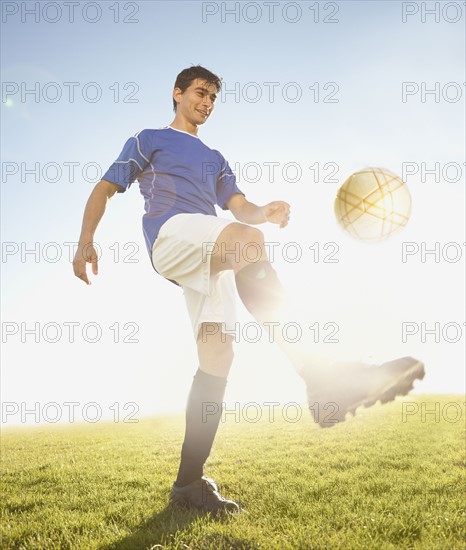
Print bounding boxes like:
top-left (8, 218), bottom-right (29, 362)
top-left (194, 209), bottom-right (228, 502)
top-left (227, 194), bottom-right (291, 228)
top-left (262, 201), bottom-right (291, 229)
top-left (73, 242), bottom-right (99, 285)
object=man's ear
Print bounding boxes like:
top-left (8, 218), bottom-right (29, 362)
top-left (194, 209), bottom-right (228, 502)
top-left (173, 87), bottom-right (182, 107)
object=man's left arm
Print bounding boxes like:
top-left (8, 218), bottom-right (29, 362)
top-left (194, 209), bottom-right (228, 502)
top-left (226, 193), bottom-right (290, 229)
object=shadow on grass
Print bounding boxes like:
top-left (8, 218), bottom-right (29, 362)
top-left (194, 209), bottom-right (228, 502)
top-left (102, 504), bottom-right (235, 550)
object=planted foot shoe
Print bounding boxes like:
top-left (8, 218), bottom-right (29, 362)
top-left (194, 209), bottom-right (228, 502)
top-left (303, 356), bottom-right (425, 428)
top-left (169, 477), bottom-right (240, 514)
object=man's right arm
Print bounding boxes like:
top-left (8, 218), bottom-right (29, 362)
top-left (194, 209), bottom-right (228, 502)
top-left (73, 179), bottom-right (122, 285)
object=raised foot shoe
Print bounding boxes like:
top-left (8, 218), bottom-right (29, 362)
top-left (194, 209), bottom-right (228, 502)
top-left (303, 356), bottom-right (425, 428)
top-left (169, 477), bottom-right (240, 514)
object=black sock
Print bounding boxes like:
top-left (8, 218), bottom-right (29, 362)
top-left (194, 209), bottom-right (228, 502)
top-left (175, 368), bottom-right (227, 487)
top-left (235, 261), bottom-right (284, 320)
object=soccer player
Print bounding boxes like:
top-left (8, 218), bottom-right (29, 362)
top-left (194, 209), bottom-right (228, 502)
top-left (73, 65), bottom-right (424, 514)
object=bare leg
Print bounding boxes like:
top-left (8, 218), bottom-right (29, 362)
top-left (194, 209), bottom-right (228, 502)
top-left (197, 322), bottom-right (234, 378)
top-left (208, 223), bottom-right (331, 373)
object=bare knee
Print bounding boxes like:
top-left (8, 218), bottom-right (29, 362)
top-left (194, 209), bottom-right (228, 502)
top-left (197, 323), bottom-right (234, 378)
top-left (211, 223), bottom-right (267, 273)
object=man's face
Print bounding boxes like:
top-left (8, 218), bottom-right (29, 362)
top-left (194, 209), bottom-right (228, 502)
top-left (173, 79), bottom-right (218, 125)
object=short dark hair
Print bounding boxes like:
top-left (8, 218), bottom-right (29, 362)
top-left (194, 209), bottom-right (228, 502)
top-left (173, 65), bottom-right (222, 112)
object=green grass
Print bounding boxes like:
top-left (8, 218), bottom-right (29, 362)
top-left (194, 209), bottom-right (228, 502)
top-left (1, 396), bottom-right (465, 549)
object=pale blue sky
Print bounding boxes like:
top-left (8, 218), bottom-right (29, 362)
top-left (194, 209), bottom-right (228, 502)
top-left (1, 1), bottom-right (465, 424)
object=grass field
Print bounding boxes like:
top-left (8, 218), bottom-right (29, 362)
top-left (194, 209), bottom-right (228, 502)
top-left (1, 395), bottom-right (465, 549)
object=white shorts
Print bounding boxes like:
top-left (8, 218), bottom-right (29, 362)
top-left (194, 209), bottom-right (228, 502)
top-left (151, 213), bottom-right (238, 340)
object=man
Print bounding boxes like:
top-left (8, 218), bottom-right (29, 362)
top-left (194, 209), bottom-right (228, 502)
top-left (73, 65), bottom-right (424, 514)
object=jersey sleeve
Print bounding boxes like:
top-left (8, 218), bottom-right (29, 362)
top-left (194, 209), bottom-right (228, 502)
top-left (102, 130), bottom-right (154, 192)
top-left (215, 153), bottom-right (245, 209)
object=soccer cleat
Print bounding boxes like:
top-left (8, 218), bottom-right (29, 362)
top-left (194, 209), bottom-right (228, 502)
top-left (303, 356), bottom-right (425, 428)
top-left (169, 476), bottom-right (240, 514)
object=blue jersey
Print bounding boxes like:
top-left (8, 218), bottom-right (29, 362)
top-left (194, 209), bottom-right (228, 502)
top-left (102, 126), bottom-right (244, 261)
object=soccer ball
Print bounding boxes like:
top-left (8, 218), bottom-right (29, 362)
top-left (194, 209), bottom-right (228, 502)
top-left (334, 167), bottom-right (412, 242)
